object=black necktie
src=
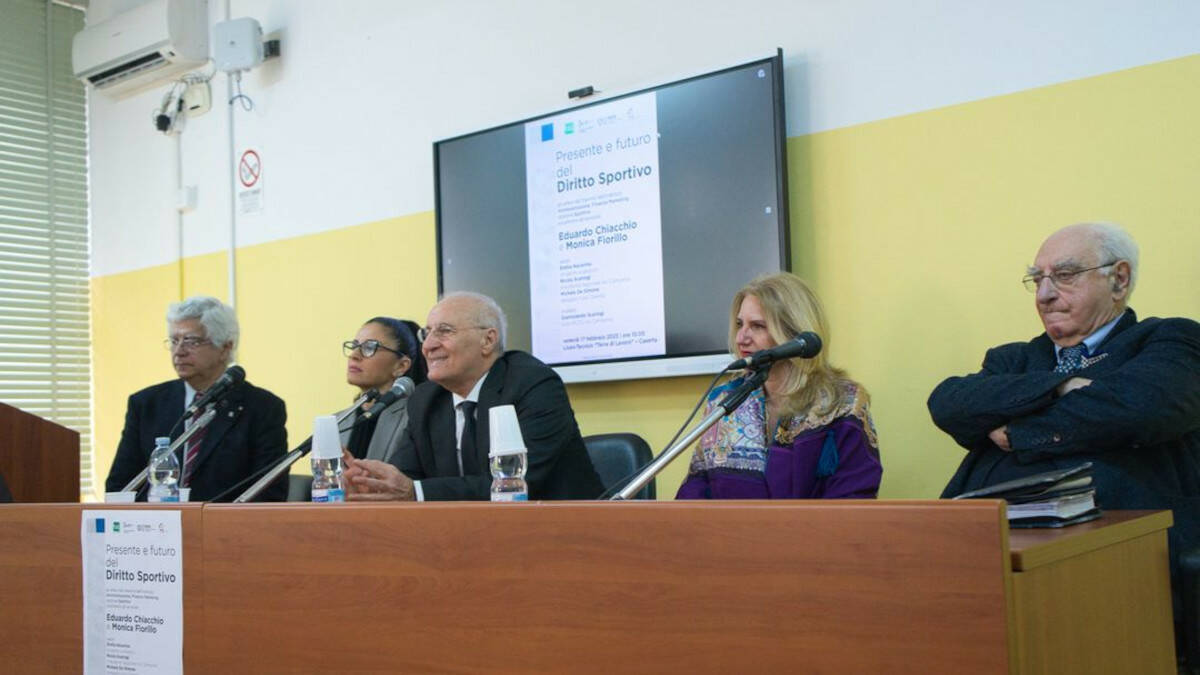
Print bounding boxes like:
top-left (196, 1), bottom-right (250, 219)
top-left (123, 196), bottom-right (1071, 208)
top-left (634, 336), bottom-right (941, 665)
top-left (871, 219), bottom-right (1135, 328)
top-left (459, 401), bottom-right (479, 476)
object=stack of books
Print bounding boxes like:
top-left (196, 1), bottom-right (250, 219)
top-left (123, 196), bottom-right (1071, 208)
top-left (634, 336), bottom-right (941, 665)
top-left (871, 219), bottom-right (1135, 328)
top-left (952, 462), bottom-right (1100, 528)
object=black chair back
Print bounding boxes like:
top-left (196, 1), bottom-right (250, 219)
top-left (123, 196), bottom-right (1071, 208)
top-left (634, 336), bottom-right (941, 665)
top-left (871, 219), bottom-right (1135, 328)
top-left (288, 474), bottom-right (313, 502)
top-left (583, 433), bottom-right (655, 500)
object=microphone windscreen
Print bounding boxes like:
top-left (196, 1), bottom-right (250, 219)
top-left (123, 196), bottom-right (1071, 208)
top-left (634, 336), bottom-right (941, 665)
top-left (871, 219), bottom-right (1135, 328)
top-left (392, 376), bottom-right (415, 398)
top-left (226, 365), bottom-right (246, 385)
top-left (791, 332), bottom-right (822, 359)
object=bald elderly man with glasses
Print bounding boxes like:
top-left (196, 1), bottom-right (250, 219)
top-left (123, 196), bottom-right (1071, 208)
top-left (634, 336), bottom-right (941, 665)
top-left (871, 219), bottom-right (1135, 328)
top-left (928, 222), bottom-right (1200, 624)
top-left (344, 291), bottom-right (603, 501)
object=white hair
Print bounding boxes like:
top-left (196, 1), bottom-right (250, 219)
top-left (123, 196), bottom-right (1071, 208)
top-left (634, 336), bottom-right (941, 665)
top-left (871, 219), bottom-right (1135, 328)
top-left (1076, 222), bottom-right (1140, 298)
top-left (167, 296), bottom-right (239, 362)
top-left (440, 291), bottom-right (507, 352)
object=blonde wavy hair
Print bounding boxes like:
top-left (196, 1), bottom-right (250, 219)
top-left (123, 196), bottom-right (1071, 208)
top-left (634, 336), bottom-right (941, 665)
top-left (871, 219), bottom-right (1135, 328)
top-left (728, 272), bottom-right (858, 418)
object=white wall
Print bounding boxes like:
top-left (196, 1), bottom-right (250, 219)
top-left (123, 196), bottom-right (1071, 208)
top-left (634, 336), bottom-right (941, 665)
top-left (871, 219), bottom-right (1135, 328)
top-left (88, 0), bottom-right (1200, 278)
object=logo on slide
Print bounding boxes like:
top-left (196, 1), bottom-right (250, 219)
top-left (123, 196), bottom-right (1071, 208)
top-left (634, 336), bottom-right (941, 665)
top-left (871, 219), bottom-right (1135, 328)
top-left (565, 122), bottom-right (575, 135)
top-left (541, 123), bottom-right (554, 141)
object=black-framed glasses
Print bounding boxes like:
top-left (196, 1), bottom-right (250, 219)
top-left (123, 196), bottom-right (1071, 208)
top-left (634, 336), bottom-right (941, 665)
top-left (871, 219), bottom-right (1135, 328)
top-left (164, 336), bottom-right (212, 351)
top-left (1022, 261), bottom-right (1117, 292)
top-left (417, 324), bottom-right (487, 343)
top-left (342, 339), bottom-right (404, 358)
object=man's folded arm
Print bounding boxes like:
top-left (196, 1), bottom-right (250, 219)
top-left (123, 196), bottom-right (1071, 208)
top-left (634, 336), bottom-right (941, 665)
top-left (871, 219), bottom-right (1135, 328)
top-left (1008, 325), bottom-right (1200, 459)
top-left (928, 345), bottom-right (1071, 449)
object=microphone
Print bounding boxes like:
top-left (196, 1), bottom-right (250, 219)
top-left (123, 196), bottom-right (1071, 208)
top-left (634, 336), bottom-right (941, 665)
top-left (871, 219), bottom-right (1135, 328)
top-left (184, 365), bottom-right (245, 419)
top-left (357, 377), bottom-right (415, 423)
top-left (727, 332), bottom-right (822, 371)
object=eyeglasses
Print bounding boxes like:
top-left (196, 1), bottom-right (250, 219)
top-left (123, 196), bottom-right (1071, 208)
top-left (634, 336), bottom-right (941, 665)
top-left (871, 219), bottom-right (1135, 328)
top-left (1022, 261), bottom-right (1117, 292)
top-left (164, 336), bottom-right (212, 351)
top-left (343, 339), bottom-right (404, 358)
top-left (417, 324), bottom-right (487, 343)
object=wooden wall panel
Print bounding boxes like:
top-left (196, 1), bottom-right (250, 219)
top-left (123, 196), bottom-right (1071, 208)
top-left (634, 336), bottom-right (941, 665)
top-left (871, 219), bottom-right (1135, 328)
top-left (200, 501), bottom-right (1012, 674)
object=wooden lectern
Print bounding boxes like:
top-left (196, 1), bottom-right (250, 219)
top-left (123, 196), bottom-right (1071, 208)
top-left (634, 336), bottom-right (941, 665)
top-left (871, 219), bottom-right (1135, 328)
top-left (0, 401), bottom-right (79, 502)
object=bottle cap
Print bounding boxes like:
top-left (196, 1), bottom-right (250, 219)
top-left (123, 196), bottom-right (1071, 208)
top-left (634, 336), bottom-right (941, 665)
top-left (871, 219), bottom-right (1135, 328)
top-left (488, 405), bottom-right (526, 457)
top-left (311, 415), bottom-right (343, 460)
top-left (155, 436), bottom-right (170, 446)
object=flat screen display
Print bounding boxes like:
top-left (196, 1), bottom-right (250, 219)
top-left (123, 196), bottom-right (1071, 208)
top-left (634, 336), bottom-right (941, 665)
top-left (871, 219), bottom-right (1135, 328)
top-left (434, 51), bottom-right (789, 382)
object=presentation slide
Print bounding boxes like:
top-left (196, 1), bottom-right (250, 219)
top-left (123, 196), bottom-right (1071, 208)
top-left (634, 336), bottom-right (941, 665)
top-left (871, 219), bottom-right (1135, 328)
top-left (524, 93), bottom-right (666, 363)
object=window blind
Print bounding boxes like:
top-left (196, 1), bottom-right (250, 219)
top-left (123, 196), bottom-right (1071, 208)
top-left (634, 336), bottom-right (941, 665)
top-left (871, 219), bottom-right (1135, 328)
top-left (0, 0), bottom-right (91, 494)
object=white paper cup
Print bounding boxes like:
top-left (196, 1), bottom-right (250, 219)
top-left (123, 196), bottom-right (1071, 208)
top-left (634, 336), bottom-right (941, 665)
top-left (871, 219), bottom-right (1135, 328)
top-left (488, 405), bottom-right (526, 457)
top-left (311, 415), bottom-right (342, 460)
top-left (178, 488), bottom-right (191, 502)
top-left (104, 491), bottom-right (137, 503)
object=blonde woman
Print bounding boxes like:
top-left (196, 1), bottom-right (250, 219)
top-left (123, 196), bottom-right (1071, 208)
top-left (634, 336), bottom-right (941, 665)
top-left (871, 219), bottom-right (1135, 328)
top-left (677, 273), bottom-right (882, 499)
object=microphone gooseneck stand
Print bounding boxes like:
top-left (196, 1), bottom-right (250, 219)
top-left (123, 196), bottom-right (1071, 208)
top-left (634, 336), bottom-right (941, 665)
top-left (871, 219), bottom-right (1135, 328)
top-left (228, 391), bottom-right (373, 503)
top-left (120, 406), bottom-right (219, 493)
top-left (611, 367), bottom-right (769, 500)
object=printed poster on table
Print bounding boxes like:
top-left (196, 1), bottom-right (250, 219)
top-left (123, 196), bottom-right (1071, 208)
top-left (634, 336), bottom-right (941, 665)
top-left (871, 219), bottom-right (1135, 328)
top-left (81, 509), bottom-right (183, 675)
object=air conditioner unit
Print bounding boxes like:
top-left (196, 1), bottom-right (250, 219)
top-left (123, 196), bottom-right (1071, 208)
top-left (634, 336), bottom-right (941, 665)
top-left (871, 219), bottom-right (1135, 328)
top-left (72, 0), bottom-right (209, 97)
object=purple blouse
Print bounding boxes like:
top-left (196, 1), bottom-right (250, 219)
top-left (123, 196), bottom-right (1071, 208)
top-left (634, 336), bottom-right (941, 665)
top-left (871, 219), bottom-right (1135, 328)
top-left (676, 378), bottom-right (882, 500)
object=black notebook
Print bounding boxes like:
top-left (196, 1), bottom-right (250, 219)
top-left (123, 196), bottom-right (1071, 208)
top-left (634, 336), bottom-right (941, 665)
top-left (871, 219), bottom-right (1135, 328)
top-left (951, 462), bottom-right (1093, 501)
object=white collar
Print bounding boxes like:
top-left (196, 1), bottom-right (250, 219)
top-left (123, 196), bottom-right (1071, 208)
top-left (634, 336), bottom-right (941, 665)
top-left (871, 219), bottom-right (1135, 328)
top-left (451, 372), bottom-right (487, 409)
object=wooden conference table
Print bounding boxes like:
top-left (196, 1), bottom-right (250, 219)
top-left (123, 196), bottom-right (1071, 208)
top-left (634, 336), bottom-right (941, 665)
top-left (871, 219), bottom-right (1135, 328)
top-left (0, 501), bottom-right (1175, 674)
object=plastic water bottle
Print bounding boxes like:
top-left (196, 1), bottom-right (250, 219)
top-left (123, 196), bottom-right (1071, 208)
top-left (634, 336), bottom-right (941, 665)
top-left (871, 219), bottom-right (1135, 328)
top-left (489, 452), bottom-right (528, 501)
top-left (310, 415), bottom-right (345, 503)
top-left (147, 436), bottom-right (180, 503)
top-left (488, 405), bottom-right (528, 502)
top-left (311, 456), bottom-right (345, 503)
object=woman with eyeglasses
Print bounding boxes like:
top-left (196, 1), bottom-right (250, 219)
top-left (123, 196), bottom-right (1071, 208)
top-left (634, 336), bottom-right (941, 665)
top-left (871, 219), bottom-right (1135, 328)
top-left (676, 272), bottom-right (882, 500)
top-left (340, 317), bottom-right (427, 464)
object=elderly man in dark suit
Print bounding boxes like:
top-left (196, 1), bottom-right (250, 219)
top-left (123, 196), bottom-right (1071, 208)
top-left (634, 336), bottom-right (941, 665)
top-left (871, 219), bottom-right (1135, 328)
top-left (345, 292), bottom-right (603, 501)
top-left (929, 222), bottom-right (1200, 608)
top-left (104, 296), bottom-right (288, 501)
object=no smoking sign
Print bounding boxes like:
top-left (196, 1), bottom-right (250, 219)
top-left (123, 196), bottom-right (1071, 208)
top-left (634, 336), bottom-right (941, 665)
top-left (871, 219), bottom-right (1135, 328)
top-left (238, 150), bottom-right (261, 188)
top-left (236, 148), bottom-right (264, 214)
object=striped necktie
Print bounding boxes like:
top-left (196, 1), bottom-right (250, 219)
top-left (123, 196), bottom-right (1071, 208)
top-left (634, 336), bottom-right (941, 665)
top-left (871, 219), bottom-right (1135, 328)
top-left (181, 393), bottom-right (208, 487)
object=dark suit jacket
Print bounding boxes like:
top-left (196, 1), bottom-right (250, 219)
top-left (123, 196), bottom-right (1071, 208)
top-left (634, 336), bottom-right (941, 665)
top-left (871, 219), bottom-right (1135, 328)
top-left (389, 350), bottom-right (604, 500)
top-left (104, 378), bottom-right (289, 501)
top-left (930, 310), bottom-right (1200, 588)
